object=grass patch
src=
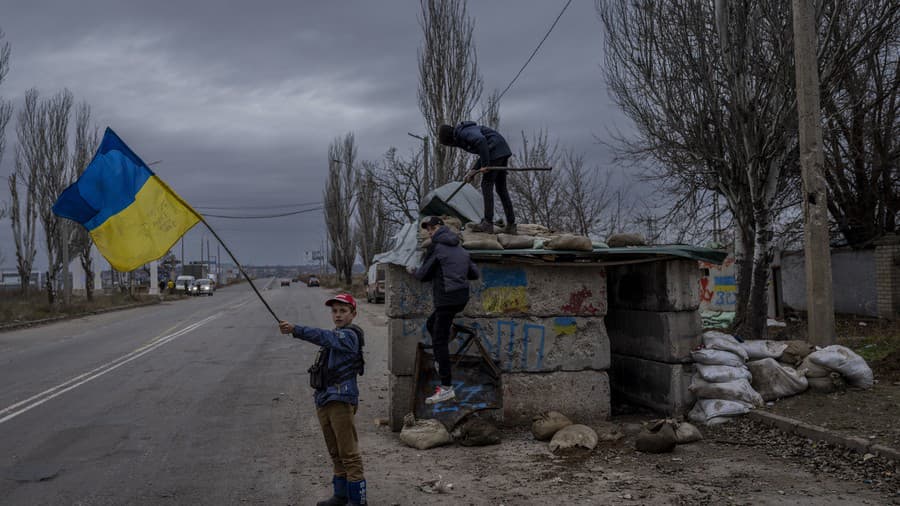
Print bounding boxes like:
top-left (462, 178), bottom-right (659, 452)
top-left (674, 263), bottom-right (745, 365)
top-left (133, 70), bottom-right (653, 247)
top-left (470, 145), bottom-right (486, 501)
top-left (317, 273), bottom-right (366, 300)
top-left (0, 290), bottom-right (173, 325)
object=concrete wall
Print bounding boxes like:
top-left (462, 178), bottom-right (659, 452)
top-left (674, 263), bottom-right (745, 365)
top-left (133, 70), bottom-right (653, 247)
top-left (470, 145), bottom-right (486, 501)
top-left (386, 261), bottom-right (610, 430)
top-left (605, 259), bottom-right (702, 416)
top-left (875, 235), bottom-right (900, 319)
top-left (781, 249), bottom-right (878, 317)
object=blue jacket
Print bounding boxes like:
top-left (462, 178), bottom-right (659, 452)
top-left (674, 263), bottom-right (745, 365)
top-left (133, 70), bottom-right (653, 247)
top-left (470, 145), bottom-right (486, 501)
top-left (291, 324), bottom-right (363, 407)
top-left (414, 226), bottom-right (480, 307)
top-left (452, 121), bottom-right (512, 169)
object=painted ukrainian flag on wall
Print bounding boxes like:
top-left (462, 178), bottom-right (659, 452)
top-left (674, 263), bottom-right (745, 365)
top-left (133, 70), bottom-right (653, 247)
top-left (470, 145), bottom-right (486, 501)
top-left (53, 128), bottom-right (200, 272)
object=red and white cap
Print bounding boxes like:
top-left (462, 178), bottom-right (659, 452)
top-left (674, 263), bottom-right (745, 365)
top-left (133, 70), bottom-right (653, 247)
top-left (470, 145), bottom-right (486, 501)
top-left (325, 293), bottom-right (357, 309)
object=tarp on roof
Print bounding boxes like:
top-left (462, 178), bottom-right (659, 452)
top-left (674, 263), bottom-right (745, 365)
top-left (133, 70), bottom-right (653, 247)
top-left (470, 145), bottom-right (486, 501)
top-left (372, 222), bottom-right (421, 270)
top-left (419, 181), bottom-right (484, 224)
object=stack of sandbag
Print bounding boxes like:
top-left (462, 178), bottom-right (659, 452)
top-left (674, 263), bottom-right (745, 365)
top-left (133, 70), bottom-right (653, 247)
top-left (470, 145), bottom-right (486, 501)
top-left (460, 222), bottom-right (502, 250)
top-left (801, 345), bottom-right (873, 390)
top-left (543, 233), bottom-right (593, 252)
top-left (688, 331), bottom-right (762, 425)
top-left (739, 339), bottom-right (810, 400)
top-left (496, 233), bottom-right (536, 250)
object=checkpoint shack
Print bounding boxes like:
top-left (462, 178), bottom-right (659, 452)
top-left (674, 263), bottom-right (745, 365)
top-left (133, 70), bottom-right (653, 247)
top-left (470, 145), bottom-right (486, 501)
top-left (377, 184), bottom-right (727, 431)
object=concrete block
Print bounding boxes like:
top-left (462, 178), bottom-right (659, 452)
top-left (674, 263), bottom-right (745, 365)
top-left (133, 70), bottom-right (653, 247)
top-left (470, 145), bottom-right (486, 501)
top-left (388, 374), bottom-right (415, 432)
top-left (502, 371), bottom-right (610, 425)
top-left (385, 262), bottom-right (607, 318)
top-left (609, 354), bottom-right (694, 415)
top-left (387, 315), bottom-right (610, 374)
top-left (606, 309), bottom-right (701, 363)
top-left (607, 259), bottom-right (700, 312)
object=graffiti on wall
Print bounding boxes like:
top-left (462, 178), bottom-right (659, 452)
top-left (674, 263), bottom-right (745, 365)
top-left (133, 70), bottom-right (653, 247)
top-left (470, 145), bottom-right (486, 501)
top-left (560, 287), bottom-right (601, 315)
top-left (402, 317), bottom-right (547, 371)
top-left (480, 266), bottom-right (529, 313)
top-left (698, 256), bottom-right (736, 311)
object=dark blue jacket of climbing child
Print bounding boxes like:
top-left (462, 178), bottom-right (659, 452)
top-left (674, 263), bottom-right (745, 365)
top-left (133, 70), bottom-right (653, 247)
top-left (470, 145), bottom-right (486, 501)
top-left (452, 121), bottom-right (513, 169)
top-left (413, 225), bottom-right (480, 307)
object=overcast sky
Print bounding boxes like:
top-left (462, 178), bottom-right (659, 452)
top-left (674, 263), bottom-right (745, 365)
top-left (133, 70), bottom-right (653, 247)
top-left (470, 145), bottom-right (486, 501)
top-left (0, 0), bottom-right (634, 270)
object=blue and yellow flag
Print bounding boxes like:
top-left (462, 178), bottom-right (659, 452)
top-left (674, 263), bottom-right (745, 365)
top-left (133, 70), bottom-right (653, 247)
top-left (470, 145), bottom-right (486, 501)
top-left (53, 127), bottom-right (200, 272)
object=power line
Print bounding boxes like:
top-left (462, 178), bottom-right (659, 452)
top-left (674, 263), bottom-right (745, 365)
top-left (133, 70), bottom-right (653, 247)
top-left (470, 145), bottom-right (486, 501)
top-left (492, 0), bottom-right (573, 107)
top-left (202, 206), bottom-right (324, 219)
top-left (193, 200), bottom-right (323, 211)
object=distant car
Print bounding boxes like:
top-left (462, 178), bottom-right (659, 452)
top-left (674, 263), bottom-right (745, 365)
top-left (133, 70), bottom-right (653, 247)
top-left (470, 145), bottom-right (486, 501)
top-left (365, 264), bottom-right (385, 303)
top-left (280, 279), bottom-right (291, 287)
top-left (192, 278), bottom-right (214, 296)
top-left (307, 275), bottom-right (320, 287)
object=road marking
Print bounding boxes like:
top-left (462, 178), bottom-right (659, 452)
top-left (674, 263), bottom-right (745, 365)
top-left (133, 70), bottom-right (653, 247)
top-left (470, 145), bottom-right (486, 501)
top-left (0, 313), bottom-right (222, 425)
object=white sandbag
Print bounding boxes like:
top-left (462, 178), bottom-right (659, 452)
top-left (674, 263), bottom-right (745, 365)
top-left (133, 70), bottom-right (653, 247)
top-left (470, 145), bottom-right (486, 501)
top-left (460, 231), bottom-right (502, 250)
top-left (702, 331), bottom-right (750, 361)
top-left (747, 358), bottom-right (809, 401)
top-left (806, 345), bottom-right (874, 389)
top-left (691, 348), bottom-right (746, 368)
top-left (674, 421), bottom-right (703, 444)
top-left (741, 340), bottom-right (789, 360)
top-left (399, 418), bottom-right (453, 450)
top-left (497, 233), bottom-right (536, 249)
top-left (797, 356), bottom-right (831, 378)
top-left (688, 399), bottom-right (754, 425)
top-left (531, 411), bottom-right (573, 441)
top-left (689, 376), bottom-right (764, 407)
top-left (695, 363), bottom-right (752, 383)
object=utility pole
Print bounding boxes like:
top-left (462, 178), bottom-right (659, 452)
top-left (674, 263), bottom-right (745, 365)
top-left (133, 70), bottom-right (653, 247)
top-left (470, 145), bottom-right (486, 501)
top-left (408, 132), bottom-right (429, 192)
top-left (792, 0), bottom-right (835, 345)
top-left (62, 220), bottom-right (71, 305)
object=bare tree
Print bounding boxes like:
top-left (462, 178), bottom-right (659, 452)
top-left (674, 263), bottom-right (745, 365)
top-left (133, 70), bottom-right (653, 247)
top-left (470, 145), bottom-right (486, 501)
top-left (373, 147), bottom-right (426, 227)
top-left (355, 161), bottom-right (393, 271)
top-left (0, 29), bottom-right (11, 267)
top-left (33, 89), bottom-right (74, 305)
top-left (70, 102), bottom-right (100, 300)
top-left (323, 133), bottom-right (358, 285)
top-left (509, 129), bottom-right (564, 230)
top-left (818, 1), bottom-right (900, 247)
top-left (600, 0), bottom-right (801, 339)
top-left (9, 89), bottom-right (42, 294)
top-left (417, 0), bottom-right (483, 185)
top-left (558, 149), bottom-right (613, 237)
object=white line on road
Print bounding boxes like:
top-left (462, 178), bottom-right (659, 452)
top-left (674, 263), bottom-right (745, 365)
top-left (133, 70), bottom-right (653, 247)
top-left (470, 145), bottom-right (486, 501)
top-left (0, 312), bottom-right (223, 425)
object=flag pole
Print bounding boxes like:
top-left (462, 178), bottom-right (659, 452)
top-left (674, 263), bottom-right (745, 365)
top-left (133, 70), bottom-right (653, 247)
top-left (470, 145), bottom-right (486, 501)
top-left (199, 218), bottom-right (280, 323)
top-left (153, 177), bottom-right (280, 323)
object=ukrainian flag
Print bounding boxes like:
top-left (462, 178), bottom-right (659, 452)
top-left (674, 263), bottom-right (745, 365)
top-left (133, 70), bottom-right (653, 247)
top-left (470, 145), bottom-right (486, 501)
top-left (53, 128), bottom-right (200, 272)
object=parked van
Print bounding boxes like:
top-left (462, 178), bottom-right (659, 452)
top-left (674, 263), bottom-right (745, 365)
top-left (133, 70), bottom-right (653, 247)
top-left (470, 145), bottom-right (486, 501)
top-left (365, 264), bottom-right (385, 303)
top-left (174, 275), bottom-right (195, 293)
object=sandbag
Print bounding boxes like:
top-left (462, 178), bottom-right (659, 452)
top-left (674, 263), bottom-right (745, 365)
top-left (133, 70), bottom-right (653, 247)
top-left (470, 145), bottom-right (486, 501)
top-left (549, 424), bottom-right (598, 453)
top-left (806, 374), bottom-right (846, 393)
top-left (461, 231), bottom-right (502, 250)
top-left (694, 363), bottom-right (753, 383)
top-left (635, 423), bottom-right (676, 454)
top-left (780, 340), bottom-right (816, 366)
top-left (747, 358), bottom-right (809, 401)
top-left (544, 234), bottom-right (593, 252)
top-left (531, 411), bottom-right (573, 441)
top-left (807, 345), bottom-right (874, 389)
top-left (689, 376), bottom-right (764, 407)
top-left (741, 340), bottom-right (789, 360)
top-left (691, 348), bottom-right (746, 368)
top-left (399, 418), bottom-right (453, 450)
top-left (674, 421), bottom-right (703, 444)
top-left (497, 233), bottom-right (536, 249)
top-left (515, 223), bottom-right (553, 237)
top-left (702, 331), bottom-right (750, 361)
top-left (797, 356), bottom-right (831, 378)
top-left (606, 233), bottom-right (646, 247)
top-left (688, 399), bottom-right (753, 425)
top-left (451, 417), bottom-right (501, 447)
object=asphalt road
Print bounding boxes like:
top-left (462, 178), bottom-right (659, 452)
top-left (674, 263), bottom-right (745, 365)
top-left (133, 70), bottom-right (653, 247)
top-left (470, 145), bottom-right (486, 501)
top-left (0, 280), bottom-right (338, 505)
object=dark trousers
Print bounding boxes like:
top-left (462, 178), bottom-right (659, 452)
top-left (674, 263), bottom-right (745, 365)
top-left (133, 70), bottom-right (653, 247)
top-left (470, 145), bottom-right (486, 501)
top-left (426, 303), bottom-right (467, 386)
top-left (480, 155), bottom-right (515, 225)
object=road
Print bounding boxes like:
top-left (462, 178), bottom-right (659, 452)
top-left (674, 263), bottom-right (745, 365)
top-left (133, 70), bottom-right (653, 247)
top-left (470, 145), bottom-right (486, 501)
top-left (2, 282), bottom-right (897, 505)
top-left (0, 280), bottom-right (337, 505)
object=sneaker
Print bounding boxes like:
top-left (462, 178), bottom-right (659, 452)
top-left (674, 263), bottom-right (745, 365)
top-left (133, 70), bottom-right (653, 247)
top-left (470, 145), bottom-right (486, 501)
top-left (471, 221), bottom-right (494, 234)
top-left (425, 385), bottom-right (456, 404)
top-left (502, 223), bottom-right (517, 235)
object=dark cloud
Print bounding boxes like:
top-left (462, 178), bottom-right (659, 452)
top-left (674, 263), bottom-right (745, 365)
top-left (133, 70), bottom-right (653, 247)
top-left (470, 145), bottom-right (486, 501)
top-left (0, 0), bottom-right (633, 269)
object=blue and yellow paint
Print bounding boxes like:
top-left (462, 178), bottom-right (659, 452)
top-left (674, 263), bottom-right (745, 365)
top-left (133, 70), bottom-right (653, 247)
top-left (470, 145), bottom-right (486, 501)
top-left (480, 266), bottom-right (529, 313)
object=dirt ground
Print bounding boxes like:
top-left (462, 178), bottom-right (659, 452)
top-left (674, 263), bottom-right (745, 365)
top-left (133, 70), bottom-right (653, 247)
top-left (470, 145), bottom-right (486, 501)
top-left (346, 303), bottom-right (900, 506)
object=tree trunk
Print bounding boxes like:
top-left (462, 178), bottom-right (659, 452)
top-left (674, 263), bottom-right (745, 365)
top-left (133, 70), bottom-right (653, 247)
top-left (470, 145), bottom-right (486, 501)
top-left (732, 224), bottom-right (755, 337)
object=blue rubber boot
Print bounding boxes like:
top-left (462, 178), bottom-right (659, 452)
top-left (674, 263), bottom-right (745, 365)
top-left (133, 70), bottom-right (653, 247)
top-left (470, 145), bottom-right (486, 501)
top-left (316, 476), bottom-right (348, 506)
top-left (348, 479), bottom-right (367, 505)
